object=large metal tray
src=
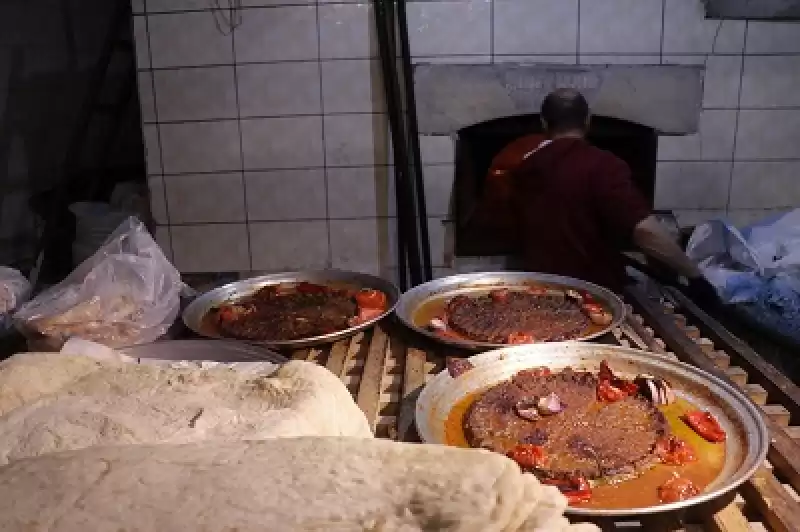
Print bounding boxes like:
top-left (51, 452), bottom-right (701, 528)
top-left (120, 339), bottom-right (288, 364)
top-left (415, 342), bottom-right (769, 518)
top-left (395, 272), bottom-right (625, 351)
top-left (182, 270), bottom-right (400, 349)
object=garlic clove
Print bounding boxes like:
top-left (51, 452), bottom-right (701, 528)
top-left (664, 385), bottom-right (676, 405)
top-left (565, 289), bottom-right (583, 303)
top-left (537, 392), bottom-right (565, 416)
top-left (428, 318), bottom-right (447, 331)
top-left (515, 399), bottom-right (541, 421)
top-left (588, 311), bottom-right (613, 326)
top-left (635, 374), bottom-right (676, 406)
top-left (646, 379), bottom-right (659, 404)
top-left (656, 380), bottom-right (676, 405)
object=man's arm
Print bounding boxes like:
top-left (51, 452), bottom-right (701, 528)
top-left (632, 216), bottom-right (702, 279)
top-left (591, 157), bottom-right (701, 280)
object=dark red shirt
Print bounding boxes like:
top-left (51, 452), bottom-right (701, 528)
top-left (507, 137), bottom-right (651, 293)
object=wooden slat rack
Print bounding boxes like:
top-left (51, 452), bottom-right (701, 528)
top-left (287, 281), bottom-right (800, 532)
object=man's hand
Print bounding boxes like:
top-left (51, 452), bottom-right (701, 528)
top-left (683, 276), bottom-right (720, 309)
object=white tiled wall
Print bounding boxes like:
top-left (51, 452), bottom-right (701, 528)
top-left (134, 0), bottom-right (800, 275)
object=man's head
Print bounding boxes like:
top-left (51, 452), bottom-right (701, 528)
top-left (540, 89), bottom-right (590, 136)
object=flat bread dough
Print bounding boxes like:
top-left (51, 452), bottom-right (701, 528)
top-left (0, 437), bottom-right (600, 532)
top-left (0, 353), bottom-right (371, 464)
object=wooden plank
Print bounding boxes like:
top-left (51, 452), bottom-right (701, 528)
top-left (290, 349), bottom-right (310, 360)
top-left (762, 405), bottom-right (791, 427)
top-left (396, 347), bottom-right (428, 443)
top-left (355, 326), bottom-right (389, 433)
top-left (696, 337), bottom-right (715, 353)
top-left (703, 502), bottom-right (752, 532)
top-left (743, 384), bottom-right (768, 406)
top-left (725, 367), bottom-right (748, 387)
top-left (709, 351), bottom-right (731, 369)
top-left (785, 427), bottom-right (800, 440)
top-left (305, 347), bottom-right (324, 363)
top-left (626, 284), bottom-right (800, 495)
top-left (739, 467), bottom-right (800, 532)
top-left (624, 314), bottom-right (668, 354)
top-left (325, 338), bottom-right (352, 378)
top-left (665, 286), bottom-right (800, 425)
top-left (619, 321), bottom-right (649, 351)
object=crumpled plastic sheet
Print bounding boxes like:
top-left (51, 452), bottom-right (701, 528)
top-left (686, 209), bottom-right (800, 344)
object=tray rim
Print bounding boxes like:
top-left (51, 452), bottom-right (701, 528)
top-left (414, 342), bottom-right (770, 518)
top-left (395, 271), bottom-right (626, 351)
top-left (181, 270), bottom-right (400, 348)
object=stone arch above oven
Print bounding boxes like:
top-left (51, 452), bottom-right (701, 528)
top-left (414, 63), bottom-right (704, 136)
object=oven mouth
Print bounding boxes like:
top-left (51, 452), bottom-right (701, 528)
top-left (453, 114), bottom-right (658, 258)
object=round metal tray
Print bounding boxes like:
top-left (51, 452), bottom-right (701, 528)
top-left (181, 270), bottom-right (400, 349)
top-left (415, 342), bottom-right (768, 518)
top-left (395, 272), bottom-right (625, 351)
top-left (120, 339), bottom-right (288, 364)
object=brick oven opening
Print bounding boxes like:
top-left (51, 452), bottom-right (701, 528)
top-left (454, 114), bottom-right (658, 257)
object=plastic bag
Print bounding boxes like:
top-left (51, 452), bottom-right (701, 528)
top-left (14, 217), bottom-right (182, 349)
top-left (0, 267), bottom-right (31, 332)
top-left (686, 209), bottom-right (800, 343)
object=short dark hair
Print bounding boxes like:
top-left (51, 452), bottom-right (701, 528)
top-left (541, 89), bottom-right (590, 133)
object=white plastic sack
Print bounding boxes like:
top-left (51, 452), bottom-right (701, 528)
top-left (746, 209), bottom-right (800, 277)
top-left (686, 209), bottom-right (800, 304)
top-left (0, 267), bottom-right (31, 332)
top-left (14, 217), bottom-right (182, 348)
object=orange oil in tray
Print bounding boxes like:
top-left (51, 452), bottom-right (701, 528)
top-left (444, 394), bottom-right (726, 510)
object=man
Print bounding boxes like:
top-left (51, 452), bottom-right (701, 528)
top-left (475, 88), bottom-right (715, 300)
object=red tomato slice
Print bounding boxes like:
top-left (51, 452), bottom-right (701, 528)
top-left (436, 328), bottom-right (464, 340)
top-left (564, 490), bottom-right (592, 504)
top-left (517, 367), bottom-right (552, 378)
top-left (618, 381), bottom-right (640, 396)
top-left (542, 477), bottom-right (592, 504)
top-left (296, 282), bottom-right (327, 294)
top-left (348, 307), bottom-right (384, 327)
top-left (582, 302), bottom-right (604, 314)
top-left (655, 436), bottom-right (697, 466)
top-left (355, 289), bottom-right (388, 309)
top-left (507, 332), bottom-right (535, 344)
top-left (489, 288), bottom-right (510, 303)
top-left (507, 444), bottom-right (548, 469)
top-left (658, 476), bottom-right (699, 503)
top-left (216, 305), bottom-right (237, 322)
top-left (682, 410), bottom-right (726, 443)
top-left (598, 359), bottom-right (614, 383)
top-left (597, 381), bottom-right (626, 402)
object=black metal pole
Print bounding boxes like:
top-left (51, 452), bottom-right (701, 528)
top-left (394, 0), bottom-right (433, 282)
top-left (373, 0), bottom-right (422, 287)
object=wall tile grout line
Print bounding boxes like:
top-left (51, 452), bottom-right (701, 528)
top-left (134, 50), bottom-right (800, 74)
top-left (576, 0), bottom-right (581, 63)
top-left (659, 0), bottom-right (665, 64)
top-left (229, 7), bottom-right (254, 272)
top-left (138, 106), bottom-right (800, 128)
top-left (316, 0), bottom-right (333, 270)
top-left (141, 0), bottom-right (174, 261)
top-left (150, 157), bottom-right (800, 180)
top-left (726, 20), bottom-right (748, 213)
top-left (489, 0), bottom-right (494, 61)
